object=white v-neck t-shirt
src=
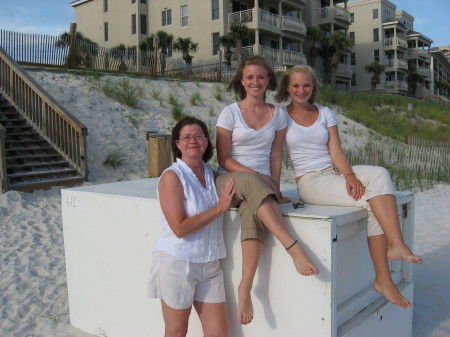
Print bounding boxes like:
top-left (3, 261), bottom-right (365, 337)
top-left (216, 102), bottom-right (287, 176)
top-left (284, 104), bottom-right (338, 177)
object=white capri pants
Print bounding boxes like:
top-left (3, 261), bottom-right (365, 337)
top-left (297, 165), bottom-right (396, 237)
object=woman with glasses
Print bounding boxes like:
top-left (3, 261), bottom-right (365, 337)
top-left (215, 56), bottom-right (319, 326)
top-left (148, 116), bottom-right (236, 337)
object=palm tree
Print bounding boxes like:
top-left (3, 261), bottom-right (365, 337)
top-left (219, 33), bottom-right (235, 66)
top-left (365, 61), bottom-right (385, 92)
top-left (56, 31), bottom-right (98, 69)
top-left (141, 30), bottom-right (174, 76)
top-left (229, 23), bottom-right (254, 65)
top-left (407, 64), bottom-right (424, 97)
top-left (306, 27), bottom-right (325, 69)
top-left (173, 37), bottom-right (199, 67)
top-left (328, 31), bottom-right (354, 88)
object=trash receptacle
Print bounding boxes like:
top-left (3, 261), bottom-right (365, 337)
top-left (146, 132), bottom-right (172, 177)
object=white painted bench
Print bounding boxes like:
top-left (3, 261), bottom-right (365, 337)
top-left (61, 178), bottom-right (414, 337)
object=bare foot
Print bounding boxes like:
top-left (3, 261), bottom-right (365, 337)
top-left (373, 279), bottom-right (412, 309)
top-left (287, 243), bottom-right (319, 276)
top-left (387, 244), bottom-right (423, 264)
top-left (237, 285), bottom-right (254, 325)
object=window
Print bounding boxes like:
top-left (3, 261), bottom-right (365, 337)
top-left (140, 14), bottom-right (147, 35)
top-left (104, 22), bottom-right (108, 41)
top-left (212, 32), bottom-right (220, 55)
top-left (372, 9), bottom-right (378, 19)
top-left (131, 14), bottom-right (136, 34)
top-left (131, 0), bottom-right (135, 3)
top-left (181, 5), bottom-right (188, 27)
top-left (351, 73), bottom-right (356, 87)
top-left (374, 49), bottom-right (380, 62)
top-left (384, 10), bottom-right (391, 19)
top-left (350, 13), bottom-right (354, 23)
top-left (373, 28), bottom-right (379, 42)
top-left (350, 52), bottom-right (356, 66)
top-left (162, 9), bottom-right (172, 26)
top-left (212, 0), bottom-right (219, 20)
top-left (104, 0), bottom-right (108, 12)
top-left (270, 40), bottom-right (279, 50)
top-left (140, 0), bottom-right (146, 3)
top-left (349, 32), bottom-right (355, 42)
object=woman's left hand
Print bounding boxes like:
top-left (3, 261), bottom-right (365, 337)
top-left (346, 175), bottom-right (365, 200)
top-left (278, 193), bottom-right (291, 204)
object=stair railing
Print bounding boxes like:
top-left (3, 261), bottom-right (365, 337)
top-left (0, 45), bottom-right (88, 192)
top-left (0, 123), bottom-right (6, 192)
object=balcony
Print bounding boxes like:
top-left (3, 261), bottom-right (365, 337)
top-left (317, 6), bottom-right (352, 26)
top-left (228, 9), bottom-right (307, 37)
top-left (385, 80), bottom-right (408, 94)
top-left (281, 16), bottom-right (307, 36)
top-left (282, 50), bottom-right (307, 66)
top-left (385, 58), bottom-right (408, 71)
top-left (336, 63), bottom-right (353, 79)
top-left (384, 37), bottom-right (408, 50)
top-left (418, 67), bottom-right (431, 80)
top-left (407, 48), bottom-right (431, 63)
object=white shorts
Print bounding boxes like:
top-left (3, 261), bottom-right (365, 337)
top-left (147, 250), bottom-right (226, 310)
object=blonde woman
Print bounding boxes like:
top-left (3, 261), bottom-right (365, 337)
top-left (275, 65), bottom-right (422, 308)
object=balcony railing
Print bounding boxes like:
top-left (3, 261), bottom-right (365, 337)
top-left (385, 80), bottom-right (408, 92)
top-left (418, 67), bottom-right (431, 79)
top-left (260, 45), bottom-right (282, 64)
top-left (283, 50), bottom-right (307, 66)
top-left (318, 6), bottom-right (352, 25)
top-left (260, 9), bottom-right (278, 28)
top-left (384, 37), bottom-right (408, 49)
top-left (228, 9), bottom-right (253, 25)
top-left (337, 63), bottom-right (353, 78)
top-left (386, 58), bottom-right (408, 70)
top-left (281, 16), bottom-right (307, 35)
top-left (228, 9), bottom-right (307, 36)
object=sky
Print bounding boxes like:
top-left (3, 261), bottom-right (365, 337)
top-left (0, 0), bottom-right (448, 47)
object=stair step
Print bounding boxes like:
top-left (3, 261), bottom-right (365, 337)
top-left (7, 160), bottom-right (69, 170)
top-left (8, 176), bottom-right (86, 192)
top-left (5, 145), bottom-right (53, 152)
top-left (6, 153), bottom-right (62, 162)
top-left (8, 167), bottom-right (78, 179)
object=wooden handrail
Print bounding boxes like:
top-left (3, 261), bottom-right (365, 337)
top-left (0, 123), bottom-right (7, 192)
top-left (0, 45), bottom-right (88, 182)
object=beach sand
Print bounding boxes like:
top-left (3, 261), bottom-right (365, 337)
top-left (0, 70), bottom-right (448, 337)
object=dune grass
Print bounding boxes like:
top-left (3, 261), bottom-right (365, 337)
top-left (317, 86), bottom-right (450, 143)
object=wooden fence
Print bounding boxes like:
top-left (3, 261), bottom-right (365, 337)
top-left (0, 28), bottom-right (226, 81)
top-left (0, 45), bottom-right (88, 191)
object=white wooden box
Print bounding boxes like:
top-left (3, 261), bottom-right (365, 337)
top-left (61, 178), bottom-right (414, 337)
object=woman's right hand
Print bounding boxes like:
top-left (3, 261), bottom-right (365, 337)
top-left (218, 177), bottom-right (236, 213)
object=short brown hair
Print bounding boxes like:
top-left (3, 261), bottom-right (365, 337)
top-left (227, 56), bottom-right (277, 100)
top-left (274, 65), bottom-right (321, 104)
top-left (171, 116), bottom-right (213, 162)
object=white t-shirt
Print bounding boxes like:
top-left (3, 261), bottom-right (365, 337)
top-left (216, 102), bottom-right (287, 176)
top-left (284, 105), bottom-right (338, 177)
top-left (153, 158), bottom-right (225, 263)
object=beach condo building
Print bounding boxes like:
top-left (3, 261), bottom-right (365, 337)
top-left (430, 49), bottom-right (450, 99)
top-left (302, 0), bottom-right (353, 91)
top-left (347, 0), bottom-right (433, 97)
top-left (70, 0), bottom-right (311, 69)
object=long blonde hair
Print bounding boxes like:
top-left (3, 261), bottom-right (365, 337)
top-left (274, 65), bottom-right (321, 104)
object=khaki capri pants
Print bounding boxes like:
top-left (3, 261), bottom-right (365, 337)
top-left (297, 165), bottom-right (396, 237)
top-left (216, 172), bottom-right (279, 243)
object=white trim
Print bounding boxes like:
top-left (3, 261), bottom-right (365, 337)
top-left (70, 0), bottom-right (92, 7)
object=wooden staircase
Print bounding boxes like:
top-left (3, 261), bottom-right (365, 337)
top-left (0, 95), bottom-right (85, 192)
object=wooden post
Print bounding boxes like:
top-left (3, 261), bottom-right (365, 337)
top-left (152, 37), bottom-right (159, 77)
top-left (67, 23), bottom-right (77, 69)
top-left (217, 50), bottom-right (222, 82)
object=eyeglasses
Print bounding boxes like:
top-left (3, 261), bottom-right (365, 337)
top-left (178, 135), bottom-right (207, 142)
